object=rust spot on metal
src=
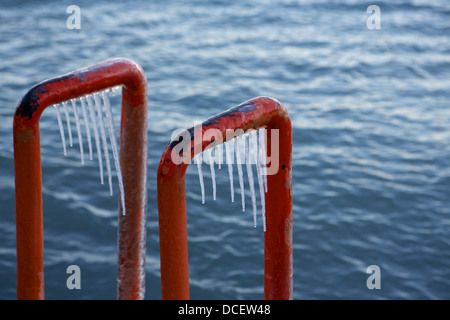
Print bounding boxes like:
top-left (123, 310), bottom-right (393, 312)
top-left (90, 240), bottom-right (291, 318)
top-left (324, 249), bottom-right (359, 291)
top-left (15, 84), bottom-right (47, 120)
top-left (161, 166), bottom-right (169, 175)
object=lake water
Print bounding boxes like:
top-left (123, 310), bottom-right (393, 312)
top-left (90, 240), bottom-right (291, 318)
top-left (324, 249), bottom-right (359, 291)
top-left (1, 0), bottom-right (449, 299)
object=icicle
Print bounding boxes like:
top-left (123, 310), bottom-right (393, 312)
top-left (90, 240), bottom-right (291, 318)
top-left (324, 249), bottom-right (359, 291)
top-left (111, 85), bottom-right (121, 96)
top-left (209, 147), bottom-right (216, 200)
top-left (80, 97), bottom-right (93, 161)
top-left (53, 104), bottom-right (67, 156)
top-left (251, 130), bottom-right (258, 165)
top-left (225, 140), bottom-right (234, 202)
top-left (254, 130), bottom-right (266, 231)
top-left (235, 136), bottom-right (245, 211)
top-left (71, 99), bottom-right (84, 165)
top-left (195, 154), bottom-right (205, 204)
top-left (103, 91), bottom-right (126, 215)
top-left (86, 95), bottom-right (104, 184)
top-left (217, 143), bottom-right (222, 169)
top-left (62, 101), bottom-right (73, 147)
top-left (260, 127), bottom-right (268, 193)
top-left (245, 134), bottom-right (257, 227)
top-left (94, 92), bottom-right (113, 195)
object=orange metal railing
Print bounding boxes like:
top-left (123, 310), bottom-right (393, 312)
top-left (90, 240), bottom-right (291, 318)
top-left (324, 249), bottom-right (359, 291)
top-left (13, 58), bottom-right (148, 300)
top-left (157, 96), bottom-right (293, 300)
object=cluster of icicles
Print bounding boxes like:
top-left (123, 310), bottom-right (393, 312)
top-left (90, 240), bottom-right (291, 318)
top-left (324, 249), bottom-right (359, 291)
top-left (193, 128), bottom-right (268, 232)
top-left (51, 88), bottom-right (268, 229)
top-left (52, 86), bottom-right (126, 215)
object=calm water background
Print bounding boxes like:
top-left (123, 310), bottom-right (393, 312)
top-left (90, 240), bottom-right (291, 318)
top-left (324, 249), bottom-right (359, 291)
top-left (1, 0), bottom-right (449, 299)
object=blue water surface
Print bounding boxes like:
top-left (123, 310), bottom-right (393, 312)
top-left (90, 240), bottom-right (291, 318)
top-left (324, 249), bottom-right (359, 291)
top-left (0, 0), bottom-right (449, 299)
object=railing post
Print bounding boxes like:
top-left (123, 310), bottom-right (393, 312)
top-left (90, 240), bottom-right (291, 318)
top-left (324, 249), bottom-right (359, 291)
top-left (157, 96), bottom-right (292, 300)
top-left (13, 58), bottom-right (148, 300)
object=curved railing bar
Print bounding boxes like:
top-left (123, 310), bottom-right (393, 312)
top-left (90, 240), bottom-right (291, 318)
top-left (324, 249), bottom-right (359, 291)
top-left (13, 58), bottom-right (148, 300)
top-left (157, 96), bottom-right (292, 300)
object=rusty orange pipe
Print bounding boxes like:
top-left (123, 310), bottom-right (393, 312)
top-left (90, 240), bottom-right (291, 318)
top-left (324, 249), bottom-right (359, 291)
top-left (13, 58), bottom-right (148, 300)
top-left (157, 96), bottom-right (292, 300)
